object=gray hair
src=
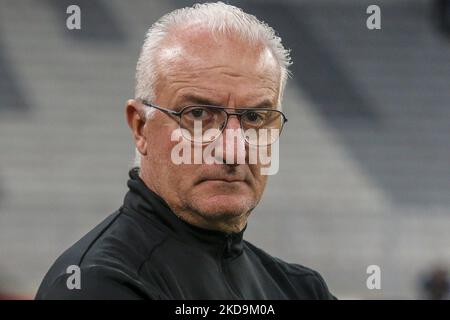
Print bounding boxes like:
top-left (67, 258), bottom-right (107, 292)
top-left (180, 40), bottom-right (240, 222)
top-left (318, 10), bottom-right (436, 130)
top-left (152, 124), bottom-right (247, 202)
top-left (132, 1), bottom-right (292, 168)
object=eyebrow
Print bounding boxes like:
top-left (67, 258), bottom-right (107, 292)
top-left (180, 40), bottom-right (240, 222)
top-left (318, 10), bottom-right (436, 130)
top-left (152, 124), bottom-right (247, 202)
top-left (180, 94), bottom-right (222, 107)
top-left (179, 94), bottom-right (276, 109)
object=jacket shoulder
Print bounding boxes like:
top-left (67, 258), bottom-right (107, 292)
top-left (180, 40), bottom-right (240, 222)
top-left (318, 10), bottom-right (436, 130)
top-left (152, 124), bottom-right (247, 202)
top-left (244, 240), bottom-right (336, 299)
top-left (36, 208), bottom-right (168, 299)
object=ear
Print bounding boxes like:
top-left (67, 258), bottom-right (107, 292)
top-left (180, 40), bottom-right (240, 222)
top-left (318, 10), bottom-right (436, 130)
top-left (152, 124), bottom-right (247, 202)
top-left (125, 99), bottom-right (147, 156)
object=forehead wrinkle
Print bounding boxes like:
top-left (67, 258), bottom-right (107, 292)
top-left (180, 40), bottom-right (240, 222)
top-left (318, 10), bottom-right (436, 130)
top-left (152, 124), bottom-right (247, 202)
top-left (161, 72), bottom-right (279, 108)
top-left (162, 67), bottom-right (278, 90)
top-left (163, 63), bottom-right (279, 89)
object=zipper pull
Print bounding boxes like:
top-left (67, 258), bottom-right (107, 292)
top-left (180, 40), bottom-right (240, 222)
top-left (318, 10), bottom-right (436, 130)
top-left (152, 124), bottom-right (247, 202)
top-left (225, 234), bottom-right (233, 255)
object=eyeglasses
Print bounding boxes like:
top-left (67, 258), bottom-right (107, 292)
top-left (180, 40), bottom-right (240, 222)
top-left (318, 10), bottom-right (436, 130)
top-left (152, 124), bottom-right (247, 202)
top-left (139, 99), bottom-right (288, 146)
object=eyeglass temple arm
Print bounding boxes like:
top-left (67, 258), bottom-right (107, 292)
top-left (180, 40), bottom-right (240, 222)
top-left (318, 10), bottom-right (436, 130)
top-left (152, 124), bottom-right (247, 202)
top-left (140, 100), bottom-right (182, 117)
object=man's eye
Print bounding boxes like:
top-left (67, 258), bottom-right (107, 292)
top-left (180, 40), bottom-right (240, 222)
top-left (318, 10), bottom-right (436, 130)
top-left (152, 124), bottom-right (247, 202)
top-left (244, 111), bottom-right (264, 123)
top-left (186, 108), bottom-right (209, 120)
top-left (191, 109), bottom-right (205, 118)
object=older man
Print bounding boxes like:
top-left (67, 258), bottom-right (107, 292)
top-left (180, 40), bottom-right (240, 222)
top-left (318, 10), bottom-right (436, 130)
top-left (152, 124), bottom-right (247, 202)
top-left (36, 2), bottom-right (335, 300)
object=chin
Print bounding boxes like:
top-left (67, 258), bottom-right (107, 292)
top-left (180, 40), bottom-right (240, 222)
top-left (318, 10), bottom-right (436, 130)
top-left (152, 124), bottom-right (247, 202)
top-left (185, 181), bottom-right (257, 219)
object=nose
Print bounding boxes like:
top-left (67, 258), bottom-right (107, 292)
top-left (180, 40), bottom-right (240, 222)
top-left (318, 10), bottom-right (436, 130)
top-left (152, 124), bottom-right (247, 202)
top-left (221, 115), bottom-right (246, 165)
top-left (225, 115), bottom-right (241, 130)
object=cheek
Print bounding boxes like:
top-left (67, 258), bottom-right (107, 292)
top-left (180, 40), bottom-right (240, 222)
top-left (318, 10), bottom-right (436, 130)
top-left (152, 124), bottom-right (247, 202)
top-left (145, 124), bottom-right (177, 182)
top-left (147, 125), bottom-right (173, 163)
top-left (146, 125), bottom-right (198, 188)
top-left (247, 163), bottom-right (267, 195)
top-left (254, 168), bottom-right (268, 193)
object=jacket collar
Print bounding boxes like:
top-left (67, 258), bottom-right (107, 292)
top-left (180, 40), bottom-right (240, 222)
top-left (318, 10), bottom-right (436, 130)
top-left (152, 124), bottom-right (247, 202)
top-left (123, 168), bottom-right (245, 258)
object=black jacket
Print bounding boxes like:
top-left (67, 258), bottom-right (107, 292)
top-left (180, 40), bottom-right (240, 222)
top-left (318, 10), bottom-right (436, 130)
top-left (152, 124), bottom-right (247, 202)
top-left (36, 168), bottom-right (335, 300)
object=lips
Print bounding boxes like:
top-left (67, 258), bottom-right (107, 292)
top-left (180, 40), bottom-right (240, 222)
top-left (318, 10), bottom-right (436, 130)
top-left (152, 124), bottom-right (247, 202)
top-left (196, 171), bottom-right (247, 185)
top-left (198, 176), bottom-right (245, 183)
top-left (202, 178), bottom-right (244, 183)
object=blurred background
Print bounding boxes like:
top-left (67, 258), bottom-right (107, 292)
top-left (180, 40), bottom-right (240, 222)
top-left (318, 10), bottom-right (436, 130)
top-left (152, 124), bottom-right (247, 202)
top-left (0, 0), bottom-right (449, 299)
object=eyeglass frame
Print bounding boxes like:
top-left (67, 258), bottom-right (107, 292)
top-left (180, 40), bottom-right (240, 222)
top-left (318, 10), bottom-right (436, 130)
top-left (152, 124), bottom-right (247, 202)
top-left (137, 98), bottom-right (288, 145)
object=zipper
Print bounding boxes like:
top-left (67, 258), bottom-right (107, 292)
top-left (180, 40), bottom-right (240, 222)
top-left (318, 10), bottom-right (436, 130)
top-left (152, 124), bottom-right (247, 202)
top-left (225, 233), bottom-right (233, 256)
top-left (219, 233), bottom-right (243, 299)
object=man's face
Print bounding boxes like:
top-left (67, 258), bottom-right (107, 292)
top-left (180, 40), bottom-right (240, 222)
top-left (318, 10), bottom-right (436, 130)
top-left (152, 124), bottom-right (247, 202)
top-left (128, 26), bottom-right (281, 232)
